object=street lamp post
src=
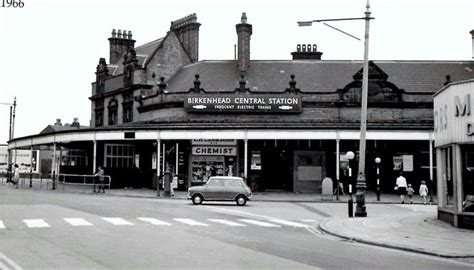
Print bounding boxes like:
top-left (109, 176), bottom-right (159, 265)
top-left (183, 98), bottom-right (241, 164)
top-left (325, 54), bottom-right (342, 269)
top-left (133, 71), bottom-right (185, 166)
top-left (1, 97), bottom-right (16, 183)
top-left (298, 1), bottom-right (373, 217)
top-left (375, 157), bottom-right (381, 201)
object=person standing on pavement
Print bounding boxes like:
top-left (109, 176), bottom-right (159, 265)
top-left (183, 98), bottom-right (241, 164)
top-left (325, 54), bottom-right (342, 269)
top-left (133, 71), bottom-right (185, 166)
top-left (419, 181), bottom-right (429, 204)
top-left (94, 166), bottom-right (105, 193)
top-left (407, 184), bottom-right (415, 204)
top-left (395, 172), bottom-right (408, 204)
top-left (13, 164), bottom-right (20, 189)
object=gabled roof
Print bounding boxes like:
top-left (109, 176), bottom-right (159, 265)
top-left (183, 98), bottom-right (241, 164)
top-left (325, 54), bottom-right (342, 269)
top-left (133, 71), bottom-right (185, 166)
top-left (108, 37), bottom-right (165, 76)
top-left (165, 60), bottom-right (474, 93)
top-left (40, 124), bottom-right (88, 135)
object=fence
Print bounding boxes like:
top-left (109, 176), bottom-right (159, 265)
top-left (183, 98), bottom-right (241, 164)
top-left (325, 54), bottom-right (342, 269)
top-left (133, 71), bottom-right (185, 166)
top-left (58, 173), bottom-right (112, 193)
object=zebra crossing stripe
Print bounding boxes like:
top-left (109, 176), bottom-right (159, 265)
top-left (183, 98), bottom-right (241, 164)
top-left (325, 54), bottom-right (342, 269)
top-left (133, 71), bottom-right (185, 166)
top-left (23, 219), bottom-right (50, 228)
top-left (0, 221), bottom-right (5, 229)
top-left (63, 218), bottom-right (93, 226)
top-left (207, 219), bottom-right (246, 227)
top-left (0, 252), bottom-right (23, 270)
top-left (173, 218), bottom-right (208, 226)
top-left (137, 218), bottom-right (171, 226)
top-left (268, 219), bottom-right (309, 228)
top-left (238, 219), bottom-right (280, 227)
top-left (102, 218), bottom-right (134, 225)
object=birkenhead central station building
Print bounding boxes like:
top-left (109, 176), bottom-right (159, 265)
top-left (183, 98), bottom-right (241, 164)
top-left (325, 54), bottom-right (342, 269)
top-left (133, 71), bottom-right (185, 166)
top-left (8, 13), bottom-right (474, 195)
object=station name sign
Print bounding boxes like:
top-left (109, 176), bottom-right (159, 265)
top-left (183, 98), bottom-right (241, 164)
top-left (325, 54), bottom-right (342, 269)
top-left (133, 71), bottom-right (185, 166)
top-left (184, 95), bottom-right (302, 113)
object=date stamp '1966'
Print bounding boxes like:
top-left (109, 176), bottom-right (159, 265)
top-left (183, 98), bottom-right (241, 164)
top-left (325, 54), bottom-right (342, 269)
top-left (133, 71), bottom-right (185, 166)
top-left (2, 0), bottom-right (25, 8)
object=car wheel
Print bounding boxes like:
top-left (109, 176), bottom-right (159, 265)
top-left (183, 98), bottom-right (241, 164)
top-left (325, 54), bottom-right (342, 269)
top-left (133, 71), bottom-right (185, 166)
top-left (236, 195), bottom-right (247, 206)
top-left (192, 194), bottom-right (203, 205)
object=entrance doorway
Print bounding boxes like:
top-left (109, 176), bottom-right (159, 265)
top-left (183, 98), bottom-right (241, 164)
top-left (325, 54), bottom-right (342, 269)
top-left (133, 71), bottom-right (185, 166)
top-left (261, 147), bottom-right (293, 191)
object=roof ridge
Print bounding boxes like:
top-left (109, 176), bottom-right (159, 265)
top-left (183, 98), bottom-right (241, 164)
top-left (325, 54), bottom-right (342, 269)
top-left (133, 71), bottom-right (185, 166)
top-left (135, 37), bottom-right (164, 50)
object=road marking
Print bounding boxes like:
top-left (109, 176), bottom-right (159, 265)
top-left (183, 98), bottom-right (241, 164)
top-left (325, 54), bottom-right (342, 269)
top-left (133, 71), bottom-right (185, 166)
top-left (23, 219), bottom-right (50, 228)
top-left (0, 252), bottom-right (23, 270)
top-left (0, 220), bottom-right (5, 229)
top-left (301, 219), bottom-right (317, 222)
top-left (238, 219), bottom-right (281, 227)
top-left (63, 218), bottom-right (93, 226)
top-left (173, 218), bottom-right (208, 226)
top-left (137, 218), bottom-right (171, 226)
top-left (268, 219), bottom-right (309, 228)
top-left (207, 219), bottom-right (246, 227)
top-left (101, 218), bottom-right (134, 226)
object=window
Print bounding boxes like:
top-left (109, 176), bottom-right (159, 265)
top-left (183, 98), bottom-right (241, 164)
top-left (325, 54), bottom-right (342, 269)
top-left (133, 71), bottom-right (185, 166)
top-left (60, 149), bottom-right (88, 167)
top-left (104, 144), bottom-right (135, 168)
top-left (440, 146), bottom-right (454, 207)
top-left (108, 98), bottom-right (118, 125)
top-left (207, 179), bottom-right (223, 187)
top-left (462, 146), bottom-right (474, 212)
top-left (95, 100), bottom-right (104, 127)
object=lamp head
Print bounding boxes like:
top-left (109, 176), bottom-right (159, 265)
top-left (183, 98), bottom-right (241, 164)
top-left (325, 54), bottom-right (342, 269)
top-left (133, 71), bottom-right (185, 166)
top-left (346, 151), bottom-right (355, 160)
top-left (375, 157), bottom-right (381, 164)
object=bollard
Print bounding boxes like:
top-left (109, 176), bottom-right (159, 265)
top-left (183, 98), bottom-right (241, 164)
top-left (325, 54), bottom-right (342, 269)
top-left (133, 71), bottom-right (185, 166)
top-left (348, 184), bottom-right (353, 218)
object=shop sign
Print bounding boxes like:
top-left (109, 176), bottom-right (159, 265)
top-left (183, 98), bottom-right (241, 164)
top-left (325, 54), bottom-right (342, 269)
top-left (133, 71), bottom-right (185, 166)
top-left (192, 146), bottom-right (237, 156)
top-left (192, 139), bottom-right (237, 145)
top-left (184, 95), bottom-right (302, 113)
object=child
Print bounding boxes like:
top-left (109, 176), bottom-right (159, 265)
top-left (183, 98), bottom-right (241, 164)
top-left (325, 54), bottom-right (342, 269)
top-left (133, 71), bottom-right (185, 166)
top-left (407, 184), bottom-right (415, 204)
top-left (419, 181), bottom-right (429, 204)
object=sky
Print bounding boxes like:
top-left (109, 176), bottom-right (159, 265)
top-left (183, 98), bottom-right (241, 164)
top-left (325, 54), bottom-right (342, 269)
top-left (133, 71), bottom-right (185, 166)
top-left (0, 0), bottom-right (473, 144)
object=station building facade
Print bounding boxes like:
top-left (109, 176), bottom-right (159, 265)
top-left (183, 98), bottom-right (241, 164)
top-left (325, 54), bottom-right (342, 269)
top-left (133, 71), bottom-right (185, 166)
top-left (8, 13), bottom-right (474, 194)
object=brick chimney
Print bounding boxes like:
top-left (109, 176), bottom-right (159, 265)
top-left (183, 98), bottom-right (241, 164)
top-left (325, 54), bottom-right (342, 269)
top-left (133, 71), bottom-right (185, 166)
top-left (470, 30), bottom-right (474, 59)
top-left (170, 13), bottom-right (201, 63)
top-left (291, 44), bottom-right (323, 60)
top-left (108, 29), bottom-right (136, 64)
top-left (71, 118), bottom-right (80, 128)
top-left (54, 119), bottom-right (62, 126)
top-left (236, 12), bottom-right (252, 75)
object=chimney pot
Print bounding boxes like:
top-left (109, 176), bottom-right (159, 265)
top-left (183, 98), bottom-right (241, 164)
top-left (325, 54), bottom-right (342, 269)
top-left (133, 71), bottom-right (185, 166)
top-left (241, 12), bottom-right (247, 24)
top-left (297, 44), bottom-right (301, 52)
top-left (55, 119), bottom-right (62, 126)
top-left (111, 29), bottom-right (116, 38)
top-left (128, 31), bottom-right (132, 39)
top-left (117, 30), bottom-right (122, 38)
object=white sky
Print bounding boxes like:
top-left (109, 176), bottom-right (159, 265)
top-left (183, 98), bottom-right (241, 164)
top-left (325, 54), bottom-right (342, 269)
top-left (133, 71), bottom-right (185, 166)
top-left (0, 0), bottom-right (473, 144)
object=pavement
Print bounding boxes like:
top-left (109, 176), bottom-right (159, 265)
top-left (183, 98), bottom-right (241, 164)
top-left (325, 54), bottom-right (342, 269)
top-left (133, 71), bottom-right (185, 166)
top-left (2, 176), bottom-right (474, 259)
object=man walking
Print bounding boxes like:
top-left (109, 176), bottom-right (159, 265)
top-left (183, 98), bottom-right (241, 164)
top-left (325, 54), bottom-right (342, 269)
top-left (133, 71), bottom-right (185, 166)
top-left (396, 172), bottom-right (408, 204)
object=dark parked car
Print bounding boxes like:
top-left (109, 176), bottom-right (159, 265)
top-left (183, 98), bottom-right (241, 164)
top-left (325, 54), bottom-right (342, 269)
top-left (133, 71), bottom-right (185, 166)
top-left (187, 176), bottom-right (252, 206)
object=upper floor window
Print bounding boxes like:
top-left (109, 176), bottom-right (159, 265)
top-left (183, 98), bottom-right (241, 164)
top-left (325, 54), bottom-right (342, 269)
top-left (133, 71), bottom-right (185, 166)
top-left (122, 93), bottom-right (133, 123)
top-left (108, 98), bottom-right (118, 125)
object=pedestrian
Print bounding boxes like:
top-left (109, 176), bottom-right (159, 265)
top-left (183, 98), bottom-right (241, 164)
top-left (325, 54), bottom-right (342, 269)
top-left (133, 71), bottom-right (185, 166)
top-left (13, 164), bottom-right (20, 189)
top-left (407, 184), bottom-right (415, 204)
top-left (94, 166), bottom-right (105, 193)
top-left (419, 180), bottom-right (429, 204)
top-left (395, 172), bottom-right (408, 204)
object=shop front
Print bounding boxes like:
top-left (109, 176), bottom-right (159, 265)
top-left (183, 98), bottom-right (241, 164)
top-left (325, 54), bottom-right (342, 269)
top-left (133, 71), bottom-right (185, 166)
top-left (434, 79), bottom-right (474, 229)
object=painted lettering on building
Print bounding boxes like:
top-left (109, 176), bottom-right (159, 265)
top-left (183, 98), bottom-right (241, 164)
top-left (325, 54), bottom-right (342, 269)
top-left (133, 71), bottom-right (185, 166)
top-left (192, 146), bottom-right (237, 156)
top-left (185, 95), bottom-right (302, 113)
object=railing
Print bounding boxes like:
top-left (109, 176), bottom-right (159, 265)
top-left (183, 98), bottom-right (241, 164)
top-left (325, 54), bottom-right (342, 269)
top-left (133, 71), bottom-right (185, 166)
top-left (58, 173), bottom-right (112, 193)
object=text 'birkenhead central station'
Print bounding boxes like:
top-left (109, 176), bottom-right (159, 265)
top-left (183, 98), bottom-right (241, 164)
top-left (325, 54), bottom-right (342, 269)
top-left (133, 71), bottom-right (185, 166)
top-left (184, 95), bottom-right (302, 113)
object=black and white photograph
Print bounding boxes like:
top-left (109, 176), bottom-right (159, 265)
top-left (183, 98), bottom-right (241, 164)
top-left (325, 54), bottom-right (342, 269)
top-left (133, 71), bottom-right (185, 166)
top-left (1, 0), bottom-right (474, 269)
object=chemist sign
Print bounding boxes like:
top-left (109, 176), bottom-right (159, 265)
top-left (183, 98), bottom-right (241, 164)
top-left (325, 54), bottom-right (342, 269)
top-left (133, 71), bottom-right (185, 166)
top-left (192, 146), bottom-right (237, 156)
top-left (184, 95), bottom-right (302, 113)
